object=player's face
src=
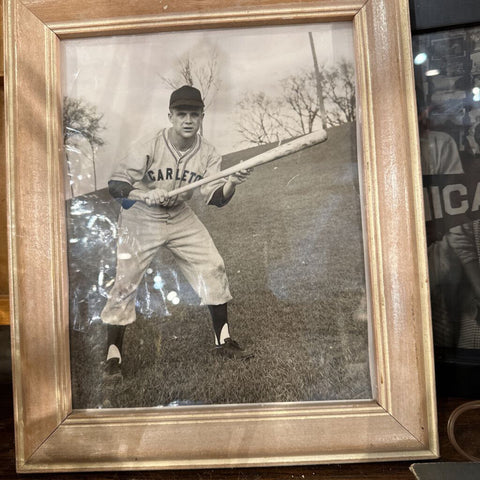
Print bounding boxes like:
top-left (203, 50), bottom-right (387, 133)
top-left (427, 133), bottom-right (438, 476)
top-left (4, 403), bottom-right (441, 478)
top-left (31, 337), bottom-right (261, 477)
top-left (168, 108), bottom-right (204, 139)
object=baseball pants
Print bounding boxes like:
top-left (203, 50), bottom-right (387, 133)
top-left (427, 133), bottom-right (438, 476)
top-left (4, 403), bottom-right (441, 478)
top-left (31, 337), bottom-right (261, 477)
top-left (101, 204), bottom-right (232, 326)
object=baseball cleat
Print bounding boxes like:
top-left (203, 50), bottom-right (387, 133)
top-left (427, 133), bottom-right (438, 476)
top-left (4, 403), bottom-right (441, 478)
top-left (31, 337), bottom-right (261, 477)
top-left (215, 338), bottom-right (254, 360)
top-left (103, 358), bottom-right (123, 382)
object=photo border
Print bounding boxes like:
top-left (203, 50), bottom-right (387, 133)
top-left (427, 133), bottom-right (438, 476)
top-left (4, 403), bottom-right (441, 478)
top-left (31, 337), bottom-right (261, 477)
top-left (5, 0), bottom-right (438, 472)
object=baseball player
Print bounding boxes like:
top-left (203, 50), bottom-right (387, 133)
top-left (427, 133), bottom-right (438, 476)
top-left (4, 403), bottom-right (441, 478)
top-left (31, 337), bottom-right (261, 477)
top-left (101, 85), bottom-right (253, 379)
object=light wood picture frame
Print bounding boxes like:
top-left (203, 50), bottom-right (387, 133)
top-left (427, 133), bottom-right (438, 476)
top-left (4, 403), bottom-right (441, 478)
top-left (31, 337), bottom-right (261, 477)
top-left (4, 0), bottom-right (438, 473)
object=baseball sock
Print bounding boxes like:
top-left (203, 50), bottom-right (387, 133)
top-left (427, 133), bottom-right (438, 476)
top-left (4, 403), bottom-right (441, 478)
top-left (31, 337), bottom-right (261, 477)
top-left (106, 324), bottom-right (126, 363)
top-left (208, 303), bottom-right (230, 346)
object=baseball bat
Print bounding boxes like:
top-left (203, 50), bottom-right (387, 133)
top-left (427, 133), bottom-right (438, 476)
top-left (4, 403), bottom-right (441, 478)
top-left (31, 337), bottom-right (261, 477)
top-left (166, 128), bottom-right (328, 198)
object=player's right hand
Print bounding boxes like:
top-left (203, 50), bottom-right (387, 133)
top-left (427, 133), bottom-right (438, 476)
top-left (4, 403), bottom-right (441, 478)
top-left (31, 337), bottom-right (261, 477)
top-left (227, 168), bottom-right (253, 186)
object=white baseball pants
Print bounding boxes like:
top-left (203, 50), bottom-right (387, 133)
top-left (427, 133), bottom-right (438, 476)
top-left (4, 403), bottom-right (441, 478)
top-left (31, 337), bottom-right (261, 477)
top-left (101, 204), bottom-right (232, 326)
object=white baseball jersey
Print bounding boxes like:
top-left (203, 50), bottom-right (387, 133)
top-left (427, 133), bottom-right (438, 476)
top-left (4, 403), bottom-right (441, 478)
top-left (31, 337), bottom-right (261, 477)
top-left (111, 128), bottom-right (227, 213)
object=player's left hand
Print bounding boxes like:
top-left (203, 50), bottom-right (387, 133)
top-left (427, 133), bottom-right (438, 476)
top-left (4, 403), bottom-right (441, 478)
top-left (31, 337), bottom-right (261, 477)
top-left (144, 188), bottom-right (171, 207)
top-left (227, 168), bottom-right (253, 186)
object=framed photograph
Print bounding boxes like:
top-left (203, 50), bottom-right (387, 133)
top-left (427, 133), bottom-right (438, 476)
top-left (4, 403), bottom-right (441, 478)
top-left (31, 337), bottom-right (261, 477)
top-left (412, 10), bottom-right (480, 398)
top-left (5, 0), bottom-right (438, 473)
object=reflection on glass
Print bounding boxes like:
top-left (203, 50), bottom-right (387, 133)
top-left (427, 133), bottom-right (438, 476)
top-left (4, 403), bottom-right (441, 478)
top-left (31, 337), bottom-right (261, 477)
top-left (62, 23), bottom-right (371, 409)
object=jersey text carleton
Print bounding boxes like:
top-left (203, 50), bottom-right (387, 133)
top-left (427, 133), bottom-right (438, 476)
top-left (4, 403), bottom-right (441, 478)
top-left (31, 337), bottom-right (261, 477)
top-left (147, 168), bottom-right (203, 183)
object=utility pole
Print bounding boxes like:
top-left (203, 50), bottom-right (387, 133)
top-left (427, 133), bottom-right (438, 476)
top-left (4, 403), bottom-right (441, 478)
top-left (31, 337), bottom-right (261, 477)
top-left (309, 32), bottom-right (327, 130)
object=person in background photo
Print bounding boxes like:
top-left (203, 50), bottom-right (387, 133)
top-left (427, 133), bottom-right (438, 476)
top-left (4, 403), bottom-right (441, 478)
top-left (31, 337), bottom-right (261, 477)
top-left (420, 104), bottom-right (480, 350)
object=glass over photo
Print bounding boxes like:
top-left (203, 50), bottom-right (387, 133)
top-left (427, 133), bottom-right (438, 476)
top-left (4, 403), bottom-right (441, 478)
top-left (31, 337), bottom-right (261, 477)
top-left (61, 23), bottom-right (370, 409)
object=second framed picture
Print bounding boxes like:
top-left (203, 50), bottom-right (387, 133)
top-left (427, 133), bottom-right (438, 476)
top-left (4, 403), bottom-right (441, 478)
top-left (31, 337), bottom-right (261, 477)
top-left (414, 19), bottom-right (480, 397)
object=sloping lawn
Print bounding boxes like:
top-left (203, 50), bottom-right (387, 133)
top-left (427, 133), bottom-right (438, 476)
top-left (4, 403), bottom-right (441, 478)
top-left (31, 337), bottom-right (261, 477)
top-left (68, 122), bottom-right (371, 408)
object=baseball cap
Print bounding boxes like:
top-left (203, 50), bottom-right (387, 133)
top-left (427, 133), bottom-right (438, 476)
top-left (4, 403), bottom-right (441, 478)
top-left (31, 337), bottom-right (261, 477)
top-left (169, 85), bottom-right (205, 109)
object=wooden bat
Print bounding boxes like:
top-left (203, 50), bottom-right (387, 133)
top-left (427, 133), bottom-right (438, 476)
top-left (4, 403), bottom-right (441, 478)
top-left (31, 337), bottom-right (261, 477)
top-left (165, 128), bottom-right (328, 198)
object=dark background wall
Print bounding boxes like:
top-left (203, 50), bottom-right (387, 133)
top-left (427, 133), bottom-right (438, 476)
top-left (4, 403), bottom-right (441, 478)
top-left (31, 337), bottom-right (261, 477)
top-left (410, 0), bottom-right (480, 32)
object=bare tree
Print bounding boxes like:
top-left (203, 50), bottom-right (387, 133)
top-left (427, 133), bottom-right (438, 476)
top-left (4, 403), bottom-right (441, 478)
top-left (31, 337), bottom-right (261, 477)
top-left (236, 92), bottom-right (292, 145)
top-left (160, 48), bottom-right (221, 108)
top-left (281, 71), bottom-right (321, 135)
top-left (235, 72), bottom-right (322, 146)
top-left (63, 96), bottom-right (106, 195)
top-left (322, 59), bottom-right (356, 126)
top-left (236, 60), bottom-right (356, 146)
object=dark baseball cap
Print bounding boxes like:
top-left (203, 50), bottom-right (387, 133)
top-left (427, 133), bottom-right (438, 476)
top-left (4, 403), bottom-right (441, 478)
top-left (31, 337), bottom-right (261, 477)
top-left (169, 85), bottom-right (205, 109)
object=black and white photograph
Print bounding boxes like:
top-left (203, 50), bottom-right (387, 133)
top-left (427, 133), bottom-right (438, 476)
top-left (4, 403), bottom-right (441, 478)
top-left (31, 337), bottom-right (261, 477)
top-left (414, 25), bottom-right (480, 396)
top-left (62, 23), bottom-right (370, 409)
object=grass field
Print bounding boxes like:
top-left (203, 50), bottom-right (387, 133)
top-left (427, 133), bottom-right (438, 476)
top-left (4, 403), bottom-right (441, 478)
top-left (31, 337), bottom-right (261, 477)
top-left (67, 121), bottom-right (371, 409)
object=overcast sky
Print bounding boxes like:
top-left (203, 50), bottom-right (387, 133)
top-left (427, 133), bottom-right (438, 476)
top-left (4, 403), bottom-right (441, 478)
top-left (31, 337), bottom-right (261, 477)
top-left (61, 22), bottom-right (354, 193)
